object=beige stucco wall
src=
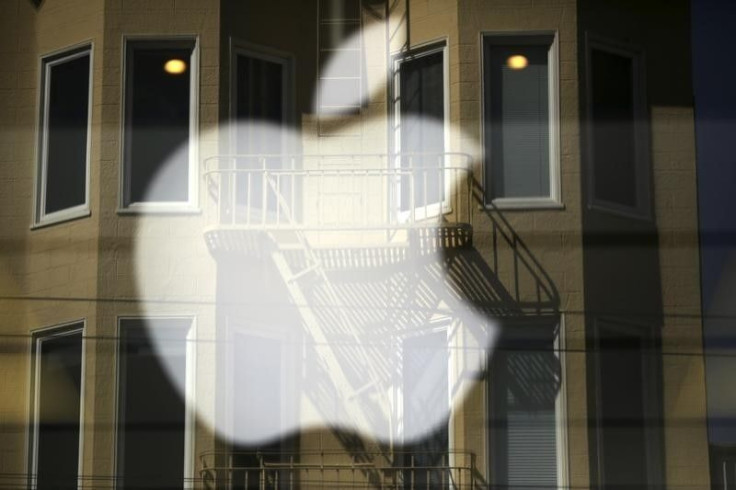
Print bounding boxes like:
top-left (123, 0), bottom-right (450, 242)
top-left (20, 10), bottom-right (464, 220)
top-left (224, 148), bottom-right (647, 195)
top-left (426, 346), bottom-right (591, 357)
top-left (0, 0), bottom-right (105, 485)
top-left (0, 0), bottom-right (711, 489)
top-left (652, 106), bottom-right (710, 489)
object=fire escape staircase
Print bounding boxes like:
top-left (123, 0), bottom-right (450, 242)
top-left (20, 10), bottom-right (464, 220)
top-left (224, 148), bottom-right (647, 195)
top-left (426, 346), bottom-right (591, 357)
top-left (264, 175), bottom-right (394, 442)
top-left (201, 154), bottom-right (560, 488)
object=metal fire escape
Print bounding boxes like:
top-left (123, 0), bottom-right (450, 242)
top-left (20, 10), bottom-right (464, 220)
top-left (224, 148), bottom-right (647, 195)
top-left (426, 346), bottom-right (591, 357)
top-left (202, 153), bottom-right (479, 488)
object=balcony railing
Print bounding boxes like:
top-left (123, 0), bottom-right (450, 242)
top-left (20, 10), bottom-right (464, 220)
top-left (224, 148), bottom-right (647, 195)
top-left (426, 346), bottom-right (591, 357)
top-left (203, 153), bottom-right (474, 231)
top-left (199, 450), bottom-right (479, 490)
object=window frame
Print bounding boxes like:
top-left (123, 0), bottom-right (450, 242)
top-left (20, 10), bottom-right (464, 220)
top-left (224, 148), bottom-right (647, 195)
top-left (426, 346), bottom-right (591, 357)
top-left (33, 44), bottom-right (94, 228)
top-left (392, 40), bottom-right (452, 222)
top-left (219, 314), bottom-right (299, 456)
top-left (27, 320), bottom-right (86, 490)
top-left (481, 31), bottom-right (562, 210)
top-left (119, 36), bottom-right (200, 214)
top-left (590, 317), bottom-right (664, 490)
top-left (228, 38), bottom-right (295, 155)
top-left (585, 34), bottom-right (651, 220)
top-left (317, 0), bottom-right (363, 116)
top-left (113, 315), bottom-right (197, 490)
top-left (398, 323), bottom-right (452, 486)
top-left (486, 315), bottom-right (569, 490)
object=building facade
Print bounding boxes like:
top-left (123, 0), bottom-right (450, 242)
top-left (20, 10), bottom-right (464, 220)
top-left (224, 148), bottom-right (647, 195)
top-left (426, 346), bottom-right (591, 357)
top-left (0, 0), bottom-right (710, 489)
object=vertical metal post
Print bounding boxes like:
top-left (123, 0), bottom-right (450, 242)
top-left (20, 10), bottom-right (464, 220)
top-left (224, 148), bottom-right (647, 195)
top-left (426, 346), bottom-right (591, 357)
top-left (423, 167), bottom-right (428, 219)
top-left (409, 156), bottom-right (416, 224)
top-left (261, 156), bottom-right (268, 227)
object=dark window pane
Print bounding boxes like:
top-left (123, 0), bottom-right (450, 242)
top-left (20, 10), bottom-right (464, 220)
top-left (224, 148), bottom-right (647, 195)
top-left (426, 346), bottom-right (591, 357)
top-left (235, 54), bottom-right (284, 130)
top-left (399, 50), bottom-right (445, 211)
top-left (126, 44), bottom-right (193, 204)
top-left (319, 22), bottom-right (360, 50)
top-left (233, 54), bottom-right (288, 216)
top-left (320, 0), bottom-right (360, 21)
top-left (485, 40), bottom-right (551, 200)
top-left (597, 326), bottom-right (650, 490)
top-left (591, 49), bottom-right (637, 208)
top-left (35, 329), bottom-right (83, 490)
top-left (118, 320), bottom-right (188, 490)
top-left (44, 54), bottom-right (90, 215)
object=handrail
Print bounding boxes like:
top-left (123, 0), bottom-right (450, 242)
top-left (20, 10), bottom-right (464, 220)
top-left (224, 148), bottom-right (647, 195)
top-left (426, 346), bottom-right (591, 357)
top-left (203, 152), bottom-right (474, 232)
top-left (199, 449), bottom-right (478, 490)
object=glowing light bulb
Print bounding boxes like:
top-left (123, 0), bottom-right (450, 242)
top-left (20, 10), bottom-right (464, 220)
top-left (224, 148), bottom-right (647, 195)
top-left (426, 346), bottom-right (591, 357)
top-left (507, 55), bottom-right (528, 70)
top-left (164, 59), bottom-right (187, 75)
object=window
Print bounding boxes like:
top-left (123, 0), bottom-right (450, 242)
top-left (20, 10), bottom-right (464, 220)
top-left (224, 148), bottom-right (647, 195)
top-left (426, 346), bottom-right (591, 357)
top-left (35, 46), bottom-right (92, 226)
top-left (229, 329), bottom-right (291, 489)
top-left (483, 34), bottom-right (560, 207)
top-left (230, 44), bottom-right (294, 222)
top-left (317, 0), bottom-right (362, 115)
top-left (29, 323), bottom-right (84, 490)
top-left (122, 39), bottom-right (198, 210)
top-left (586, 38), bottom-right (650, 218)
top-left (402, 330), bottom-right (449, 487)
top-left (489, 320), bottom-right (565, 490)
top-left (592, 320), bottom-right (662, 489)
top-left (116, 318), bottom-right (192, 490)
top-left (394, 43), bottom-right (448, 219)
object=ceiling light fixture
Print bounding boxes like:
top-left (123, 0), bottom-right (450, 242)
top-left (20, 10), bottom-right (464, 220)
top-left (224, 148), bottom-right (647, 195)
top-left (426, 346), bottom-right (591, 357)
top-left (164, 59), bottom-right (187, 75)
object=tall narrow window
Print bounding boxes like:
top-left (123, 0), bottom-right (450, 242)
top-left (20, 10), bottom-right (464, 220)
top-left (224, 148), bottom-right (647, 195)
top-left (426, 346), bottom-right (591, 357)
top-left (489, 322), bottom-right (563, 490)
top-left (483, 35), bottom-right (559, 206)
top-left (402, 330), bottom-right (449, 487)
top-left (395, 45), bottom-right (447, 218)
top-left (30, 324), bottom-right (84, 490)
top-left (230, 331), bottom-right (288, 489)
top-left (36, 47), bottom-right (92, 225)
top-left (230, 47), bottom-right (292, 222)
top-left (117, 319), bottom-right (190, 490)
top-left (123, 39), bottom-right (197, 209)
top-left (593, 321), bottom-right (661, 489)
top-left (317, 0), bottom-right (362, 114)
top-left (587, 40), bottom-right (649, 217)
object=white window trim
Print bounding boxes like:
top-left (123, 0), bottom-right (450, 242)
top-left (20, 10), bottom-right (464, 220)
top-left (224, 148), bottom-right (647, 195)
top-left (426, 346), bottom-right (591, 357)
top-left (480, 31), bottom-right (562, 209)
top-left (113, 315), bottom-right (197, 490)
top-left (392, 40), bottom-right (452, 222)
top-left (555, 315), bottom-right (570, 490)
top-left (28, 320), bottom-right (87, 490)
top-left (585, 33), bottom-right (651, 221)
top-left (33, 44), bottom-right (94, 229)
top-left (484, 315), bottom-right (569, 489)
top-left (119, 36), bottom-right (200, 214)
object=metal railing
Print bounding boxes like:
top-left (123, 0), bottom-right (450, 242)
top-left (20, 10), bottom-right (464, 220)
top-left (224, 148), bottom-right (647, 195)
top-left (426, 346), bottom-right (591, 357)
top-left (199, 450), bottom-right (479, 490)
top-left (203, 153), bottom-right (474, 231)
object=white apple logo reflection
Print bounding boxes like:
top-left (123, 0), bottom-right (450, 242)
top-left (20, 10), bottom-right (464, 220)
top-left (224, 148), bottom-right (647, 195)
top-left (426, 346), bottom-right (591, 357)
top-left (134, 23), bottom-right (497, 447)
